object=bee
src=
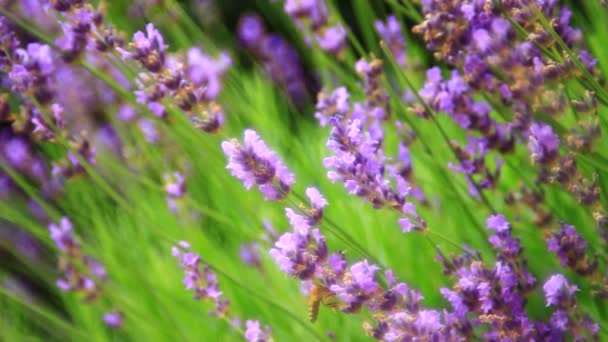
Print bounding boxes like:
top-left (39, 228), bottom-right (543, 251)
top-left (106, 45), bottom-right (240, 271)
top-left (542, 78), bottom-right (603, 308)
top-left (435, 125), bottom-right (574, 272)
top-left (307, 283), bottom-right (341, 322)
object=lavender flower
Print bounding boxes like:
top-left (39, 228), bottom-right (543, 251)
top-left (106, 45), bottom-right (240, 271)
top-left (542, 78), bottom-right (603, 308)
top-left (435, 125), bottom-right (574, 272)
top-left (315, 25), bottom-right (347, 56)
top-left (543, 274), bottom-right (577, 307)
top-left (375, 16), bottom-right (406, 65)
top-left (547, 223), bottom-right (598, 276)
top-left (8, 43), bottom-right (56, 104)
top-left (542, 274), bottom-right (597, 338)
top-left (164, 171), bottom-right (186, 212)
top-left (172, 241), bottom-right (229, 316)
top-left (282, 0), bottom-right (347, 56)
top-left (240, 243), bottom-right (262, 269)
top-left (117, 22), bottom-right (229, 132)
top-left (238, 15), bottom-right (266, 49)
top-left (48, 217), bottom-right (110, 312)
top-left (222, 130), bottom-right (295, 201)
top-left (173, 242), bottom-right (273, 338)
top-left (239, 15), bottom-right (311, 105)
top-left (118, 23), bottom-right (166, 72)
top-left (268, 186), bottom-right (454, 339)
top-left (324, 116), bottom-right (425, 232)
top-left (186, 48), bottom-right (231, 100)
top-left (49, 217), bottom-right (77, 253)
top-left (448, 136), bottom-right (503, 197)
top-left (103, 311), bottom-right (123, 329)
top-left (438, 214), bottom-right (541, 340)
top-left (528, 122), bottom-right (560, 165)
top-left (315, 87), bottom-right (350, 126)
top-left (244, 320), bottom-right (272, 342)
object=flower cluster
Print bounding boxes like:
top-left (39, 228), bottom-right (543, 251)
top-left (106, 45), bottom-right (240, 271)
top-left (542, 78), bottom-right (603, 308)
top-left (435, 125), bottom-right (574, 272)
top-left (414, 0), bottom-right (608, 236)
top-left (119, 23), bottom-right (230, 132)
top-left (222, 129), bottom-right (295, 201)
top-left (269, 186), bottom-right (457, 339)
top-left (440, 215), bottom-right (532, 339)
top-left (438, 214), bottom-right (597, 340)
top-left (323, 111), bottom-right (425, 233)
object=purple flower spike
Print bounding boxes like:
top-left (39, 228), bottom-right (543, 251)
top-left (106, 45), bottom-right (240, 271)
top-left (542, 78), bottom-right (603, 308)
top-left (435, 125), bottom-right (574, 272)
top-left (222, 130), bottom-right (295, 201)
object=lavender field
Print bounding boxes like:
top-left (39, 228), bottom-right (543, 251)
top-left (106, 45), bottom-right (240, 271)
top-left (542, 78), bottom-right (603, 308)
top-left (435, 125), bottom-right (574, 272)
top-left (1, 0), bottom-right (608, 340)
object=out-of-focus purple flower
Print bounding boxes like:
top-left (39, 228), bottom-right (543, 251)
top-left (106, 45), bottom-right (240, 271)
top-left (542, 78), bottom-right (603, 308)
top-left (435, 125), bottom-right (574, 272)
top-left (4, 136), bottom-right (30, 169)
top-left (49, 217), bottom-right (76, 253)
top-left (240, 242), bottom-right (262, 269)
top-left (244, 320), bottom-right (272, 342)
top-left (238, 14), bottom-right (312, 105)
top-left (238, 15), bottom-right (266, 49)
top-left (164, 172), bottom-right (186, 212)
top-left (222, 129), bottom-right (295, 201)
top-left (284, 0), bottom-right (319, 18)
top-left (186, 48), bottom-right (231, 100)
top-left (173, 242), bottom-right (272, 334)
top-left (282, 0), bottom-right (347, 56)
top-left (138, 119), bottom-right (159, 143)
top-left (118, 104), bottom-right (137, 122)
top-left (172, 242), bottom-right (230, 316)
top-left (315, 87), bottom-right (350, 126)
top-left (316, 25), bottom-right (347, 56)
top-left (103, 311), bottom-right (123, 329)
top-left (165, 172), bottom-right (185, 198)
top-left (55, 7), bottom-right (97, 60)
top-left (49, 217), bottom-right (108, 302)
top-left (375, 16), bottom-right (406, 65)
